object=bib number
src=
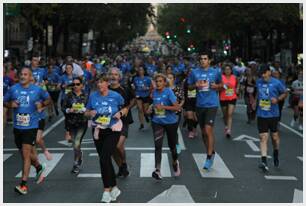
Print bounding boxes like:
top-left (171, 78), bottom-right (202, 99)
top-left (187, 89), bottom-right (196, 98)
top-left (95, 116), bottom-right (111, 126)
top-left (225, 88), bottom-right (234, 96)
top-left (16, 113), bottom-right (30, 127)
top-left (259, 99), bottom-right (271, 111)
top-left (198, 80), bottom-right (210, 92)
top-left (72, 103), bottom-right (85, 111)
top-left (154, 108), bottom-right (166, 118)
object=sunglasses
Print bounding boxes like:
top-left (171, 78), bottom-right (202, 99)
top-left (200, 58), bottom-right (208, 60)
top-left (73, 83), bottom-right (81, 86)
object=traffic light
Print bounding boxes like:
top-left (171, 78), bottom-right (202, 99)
top-left (165, 31), bottom-right (170, 39)
top-left (174, 34), bottom-right (177, 39)
top-left (186, 29), bottom-right (191, 34)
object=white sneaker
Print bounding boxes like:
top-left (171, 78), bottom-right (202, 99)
top-left (298, 124), bottom-right (303, 131)
top-left (110, 186), bottom-right (121, 201)
top-left (101, 191), bottom-right (112, 203)
top-left (290, 119), bottom-right (296, 127)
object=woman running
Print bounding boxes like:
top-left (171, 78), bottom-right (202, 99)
top-left (219, 64), bottom-right (239, 138)
top-left (242, 67), bottom-right (257, 124)
top-left (62, 77), bottom-right (88, 174)
top-left (132, 66), bottom-right (153, 130)
top-left (290, 69), bottom-right (303, 130)
top-left (147, 73), bottom-right (181, 180)
top-left (85, 75), bottom-right (125, 203)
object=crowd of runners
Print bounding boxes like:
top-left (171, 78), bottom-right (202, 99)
top-left (3, 51), bottom-right (303, 202)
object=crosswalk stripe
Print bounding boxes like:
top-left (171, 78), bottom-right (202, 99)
top-left (140, 153), bottom-right (171, 177)
top-left (264, 176), bottom-right (298, 181)
top-left (16, 153), bottom-right (64, 178)
top-left (192, 153), bottom-right (234, 178)
top-left (78, 173), bottom-right (101, 178)
top-left (3, 154), bottom-right (13, 162)
top-left (244, 154), bottom-right (271, 158)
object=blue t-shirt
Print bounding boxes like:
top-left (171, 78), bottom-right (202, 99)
top-left (32, 67), bottom-right (47, 85)
top-left (86, 90), bottom-right (124, 128)
top-left (47, 70), bottom-right (61, 85)
top-left (95, 63), bottom-right (106, 75)
top-left (133, 76), bottom-right (151, 98)
top-left (60, 74), bottom-right (74, 100)
top-left (256, 77), bottom-right (286, 118)
top-left (152, 87), bottom-right (178, 125)
top-left (4, 83), bottom-right (49, 129)
top-left (145, 63), bottom-right (157, 77)
top-left (188, 67), bottom-right (221, 108)
top-left (119, 63), bottom-right (131, 74)
top-left (4, 76), bottom-right (14, 96)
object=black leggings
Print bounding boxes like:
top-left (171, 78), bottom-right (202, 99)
top-left (93, 128), bottom-right (120, 188)
top-left (49, 91), bottom-right (60, 112)
top-left (152, 122), bottom-right (178, 169)
top-left (71, 124), bottom-right (87, 162)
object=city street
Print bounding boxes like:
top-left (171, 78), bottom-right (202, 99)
top-left (3, 100), bottom-right (303, 203)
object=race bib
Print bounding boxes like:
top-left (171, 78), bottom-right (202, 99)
top-left (246, 86), bottom-right (254, 93)
top-left (95, 116), bottom-right (111, 126)
top-left (225, 88), bottom-right (234, 96)
top-left (187, 89), bottom-right (197, 98)
top-left (198, 80), bottom-right (210, 92)
top-left (72, 103), bottom-right (85, 111)
top-left (154, 108), bottom-right (166, 118)
top-left (16, 113), bottom-right (30, 127)
top-left (48, 85), bottom-right (57, 91)
top-left (259, 99), bottom-right (271, 111)
top-left (65, 88), bottom-right (72, 94)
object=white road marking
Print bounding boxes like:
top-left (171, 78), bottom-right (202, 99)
top-left (148, 185), bottom-right (195, 203)
top-left (244, 154), bottom-right (271, 159)
top-left (43, 116), bottom-right (65, 137)
top-left (233, 134), bottom-right (260, 142)
top-left (140, 153), bottom-right (171, 177)
top-left (297, 156), bottom-right (303, 162)
top-left (292, 189), bottom-right (303, 203)
top-left (193, 153), bottom-right (234, 178)
top-left (264, 176), bottom-right (298, 181)
top-left (58, 140), bottom-right (72, 147)
top-left (16, 153), bottom-right (64, 178)
top-left (177, 128), bottom-right (186, 150)
top-left (3, 147), bottom-right (173, 152)
top-left (279, 122), bottom-right (303, 138)
top-left (245, 140), bottom-right (260, 152)
top-left (3, 154), bottom-right (13, 162)
top-left (78, 173), bottom-right (101, 178)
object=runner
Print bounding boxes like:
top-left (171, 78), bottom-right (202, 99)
top-left (109, 67), bottom-right (136, 178)
top-left (4, 67), bottom-right (50, 195)
top-left (60, 63), bottom-right (75, 142)
top-left (290, 69), bottom-right (303, 130)
top-left (85, 74), bottom-right (125, 203)
top-left (62, 77), bottom-right (88, 174)
top-left (3, 67), bottom-right (14, 133)
top-left (183, 68), bottom-right (198, 138)
top-left (241, 67), bottom-right (257, 124)
top-left (187, 52), bottom-right (222, 170)
top-left (132, 66), bottom-right (153, 130)
top-left (147, 73), bottom-right (181, 180)
top-left (219, 63), bottom-right (239, 138)
top-left (256, 65), bottom-right (287, 172)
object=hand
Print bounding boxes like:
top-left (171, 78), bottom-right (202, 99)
top-left (111, 119), bottom-right (123, 131)
top-left (146, 105), bottom-right (153, 114)
top-left (210, 83), bottom-right (219, 90)
top-left (69, 108), bottom-right (77, 113)
top-left (11, 101), bottom-right (19, 108)
top-left (89, 110), bottom-right (97, 118)
top-left (36, 102), bottom-right (44, 112)
top-left (113, 111), bottom-right (122, 120)
top-left (271, 97), bottom-right (278, 104)
top-left (155, 104), bottom-right (164, 110)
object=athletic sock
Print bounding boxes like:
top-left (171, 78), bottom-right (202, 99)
top-left (21, 180), bottom-right (27, 186)
top-left (207, 155), bottom-right (212, 159)
top-left (261, 156), bottom-right (267, 164)
top-left (273, 149), bottom-right (279, 158)
top-left (35, 164), bottom-right (42, 173)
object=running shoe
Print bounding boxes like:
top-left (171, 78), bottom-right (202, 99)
top-left (152, 170), bottom-right (162, 180)
top-left (203, 158), bottom-right (213, 170)
top-left (35, 163), bottom-right (46, 184)
top-left (290, 119), bottom-right (296, 127)
top-left (71, 164), bottom-right (80, 174)
top-left (226, 129), bottom-right (231, 139)
top-left (273, 156), bottom-right (279, 168)
top-left (15, 184), bottom-right (28, 195)
top-left (121, 164), bottom-right (130, 177)
top-left (176, 144), bottom-right (181, 154)
top-left (44, 150), bottom-right (53, 161)
top-left (173, 161), bottom-right (181, 177)
top-left (258, 162), bottom-right (269, 173)
top-left (110, 186), bottom-right (121, 201)
top-left (101, 191), bottom-right (112, 203)
top-left (139, 124), bottom-right (144, 131)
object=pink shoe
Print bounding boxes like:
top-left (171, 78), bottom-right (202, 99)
top-left (44, 150), bottom-right (53, 161)
top-left (188, 131), bottom-right (195, 139)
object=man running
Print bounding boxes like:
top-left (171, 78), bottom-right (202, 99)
top-left (187, 52), bottom-right (222, 170)
top-left (4, 67), bottom-right (50, 195)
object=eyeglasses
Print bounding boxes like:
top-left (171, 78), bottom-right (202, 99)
top-left (73, 83), bottom-right (81, 86)
top-left (200, 58), bottom-right (208, 60)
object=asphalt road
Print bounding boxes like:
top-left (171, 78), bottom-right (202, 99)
top-left (3, 99), bottom-right (303, 203)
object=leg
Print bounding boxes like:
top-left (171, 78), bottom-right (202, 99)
top-left (165, 123), bottom-right (178, 163)
top-left (221, 105), bottom-right (228, 127)
top-left (21, 144), bottom-right (33, 182)
top-left (136, 99), bottom-right (145, 127)
top-left (73, 126), bottom-right (87, 162)
top-left (227, 104), bottom-right (236, 133)
top-left (152, 123), bottom-right (164, 170)
top-left (204, 125), bottom-right (215, 156)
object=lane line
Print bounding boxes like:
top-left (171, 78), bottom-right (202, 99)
top-left (16, 153), bottom-right (64, 178)
top-left (3, 154), bottom-right (13, 162)
top-left (293, 189), bottom-right (303, 203)
top-left (140, 153), bottom-right (171, 177)
top-left (4, 147), bottom-right (172, 152)
top-left (245, 140), bottom-right (260, 152)
top-left (244, 154), bottom-right (271, 159)
top-left (78, 173), bottom-right (101, 178)
top-left (264, 176), bottom-right (298, 181)
top-left (43, 116), bottom-right (65, 137)
top-left (279, 122), bottom-right (303, 138)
